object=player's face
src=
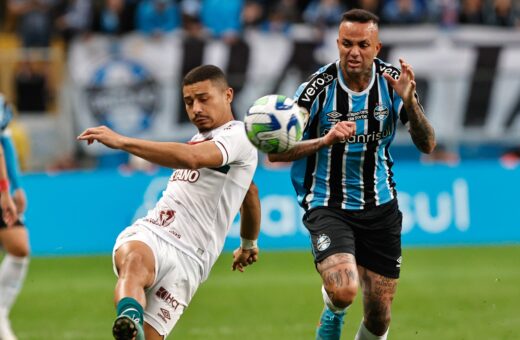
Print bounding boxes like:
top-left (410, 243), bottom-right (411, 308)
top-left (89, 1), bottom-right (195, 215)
top-left (183, 79), bottom-right (233, 132)
top-left (337, 21), bottom-right (381, 78)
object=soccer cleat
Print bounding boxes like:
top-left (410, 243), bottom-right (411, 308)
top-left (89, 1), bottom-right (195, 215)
top-left (316, 307), bottom-right (345, 340)
top-left (112, 315), bottom-right (144, 340)
top-left (0, 311), bottom-right (17, 340)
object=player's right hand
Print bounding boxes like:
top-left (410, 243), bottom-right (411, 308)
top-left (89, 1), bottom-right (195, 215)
top-left (232, 247), bottom-right (259, 272)
top-left (323, 121), bottom-right (356, 145)
top-left (77, 125), bottom-right (126, 150)
top-left (0, 193), bottom-right (17, 227)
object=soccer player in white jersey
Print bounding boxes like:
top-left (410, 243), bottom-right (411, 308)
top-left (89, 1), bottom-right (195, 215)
top-left (0, 95), bottom-right (29, 340)
top-left (78, 65), bottom-right (260, 340)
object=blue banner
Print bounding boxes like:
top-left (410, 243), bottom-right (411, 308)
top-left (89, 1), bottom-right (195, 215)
top-left (22, 162), bottom-right (519, 255)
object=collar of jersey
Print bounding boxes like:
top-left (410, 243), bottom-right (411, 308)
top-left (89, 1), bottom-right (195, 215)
top-left (336, 60), bottom-right (376, 96)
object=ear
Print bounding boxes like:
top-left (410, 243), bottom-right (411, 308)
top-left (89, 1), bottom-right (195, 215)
top-left (375, 41), bottom-right (382, 57)
top-left (226, 87), bottom-right (234, 103)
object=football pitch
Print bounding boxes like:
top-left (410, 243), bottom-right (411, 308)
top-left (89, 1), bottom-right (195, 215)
top-left (10, 245), bottom-right (519, 339)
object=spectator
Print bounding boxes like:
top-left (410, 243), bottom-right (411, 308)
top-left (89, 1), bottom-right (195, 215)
top-left (54, 0), bottom-right (92, 44)
top-left (7, 0), bottom-right (56, 47)
top-left (91, 0), bottom-right (136, 35)
top-left (242, 0), bottom-right (265, 29)
top-left (261, 0), bottom-right (300, 33)
top-left (14, 61), bottom-right (48, 112)
top-left (135, 0), bottom-right (180, 36)
top-left (303, 0), bottom-right (347, 28)
top-left (200, 0), bottom-right (243, 39)
top-left (459, 0), bottom-right (485, 25)
top-left (356, 0), bottom-right (383, 18)
top-left (381, 0), bottom-right (428, 25)
top-left (486, 0), bottom-right (518, 27)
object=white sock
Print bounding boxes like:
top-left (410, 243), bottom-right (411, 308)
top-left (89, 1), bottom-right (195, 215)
top-left (321, 285), bottom-right (347, 314)
top-left (0, 254), bottom-right (29, 314)
top-left (354, 321), bottom-right (388, 340)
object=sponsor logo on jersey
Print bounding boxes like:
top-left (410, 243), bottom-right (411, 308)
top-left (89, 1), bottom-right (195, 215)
top-left (316, 234), bottom-right (331, 251)
top-left (346, 125), bottom-right (393, 144)
top-left (170, 169), bottom-right (200, 183)
top-left (300, 72), bottom-right (335, 103)
top-left (346, 109), bottom-right (369, 121)
top-left (326, 111), bottom-right (342, 123)
top-left (374, 104), bottom-right (389, 121)
top-left (157, 308), bottom-right (171, 323)
top-left (156, 287), bottom-right (181, 310)
top-left (378, 64), bottom-right (400, 80)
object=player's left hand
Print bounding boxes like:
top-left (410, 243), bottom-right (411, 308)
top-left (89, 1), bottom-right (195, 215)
top-left (232, 247), bottom-right (259, 272)
top-left (0, 193), bottom-right (17, 227)
top-left (13, 188), bottom-right (27, 214)
top-left (383, 58), bottom-right (416, 107)
top-left (77, 126), bottom-right (126, 150)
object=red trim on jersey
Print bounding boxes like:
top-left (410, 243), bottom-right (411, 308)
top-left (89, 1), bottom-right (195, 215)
top-left (187, 139), bottom-right (212, 145)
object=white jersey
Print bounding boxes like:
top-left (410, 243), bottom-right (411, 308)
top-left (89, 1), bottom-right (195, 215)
top-left (137, 120), bottom-right (257, 281)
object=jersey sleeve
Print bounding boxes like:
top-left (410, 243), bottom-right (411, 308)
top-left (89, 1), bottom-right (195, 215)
top-left (212, 122), bottom-right (254, 166)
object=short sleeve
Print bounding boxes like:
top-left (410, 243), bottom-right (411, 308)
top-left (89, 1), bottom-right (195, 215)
top-left (212, 122), bottom-right (253, 167)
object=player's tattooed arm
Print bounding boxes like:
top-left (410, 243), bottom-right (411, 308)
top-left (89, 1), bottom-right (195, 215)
top-left (405, 99), bottom-right (436, 154)
top-left (268, 121), bottom-right (356, 162)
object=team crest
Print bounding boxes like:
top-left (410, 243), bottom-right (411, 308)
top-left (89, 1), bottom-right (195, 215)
top-left (316, 234), bottom-right (331, 251)
top-left (373, 104), bottom-right (389, 121)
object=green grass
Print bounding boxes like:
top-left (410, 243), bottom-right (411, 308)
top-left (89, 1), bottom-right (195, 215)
top-left (10, 245), bottom-right (520, 339)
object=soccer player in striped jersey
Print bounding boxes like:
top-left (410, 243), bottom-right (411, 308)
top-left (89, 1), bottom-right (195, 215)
top-left (269, 9), bottom-right (435, 340)
top-left (0, 95), bottom-right (29, 340)
top-left (79, 65), bottom-right (260, 340)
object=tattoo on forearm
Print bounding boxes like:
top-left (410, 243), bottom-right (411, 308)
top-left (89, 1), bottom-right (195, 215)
top-left (406, 102), bottom-right (435, 153)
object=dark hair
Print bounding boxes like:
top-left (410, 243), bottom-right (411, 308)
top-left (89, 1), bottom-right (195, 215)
top-left (341, 9), bottom-right (379, 25)
top-left (182, 65), bottom-right (229, 88)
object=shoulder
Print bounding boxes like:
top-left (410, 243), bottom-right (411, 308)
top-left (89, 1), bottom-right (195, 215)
top-left (296, 62), bottom-right (338, 105)
top-left (374, 58), bottom-right (400, 80)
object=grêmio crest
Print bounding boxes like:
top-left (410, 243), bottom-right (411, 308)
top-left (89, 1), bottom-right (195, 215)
top-left (373, 104), bottom-right (389, 121)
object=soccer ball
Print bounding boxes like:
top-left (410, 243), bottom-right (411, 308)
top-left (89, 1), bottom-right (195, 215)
top-left (244, 95), bottom-right (305, 153)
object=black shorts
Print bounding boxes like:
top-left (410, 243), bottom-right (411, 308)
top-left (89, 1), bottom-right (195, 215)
top-left (0, 208), bottom-right (24, 229)
top-left (303, 199), bottom-right (402, 279)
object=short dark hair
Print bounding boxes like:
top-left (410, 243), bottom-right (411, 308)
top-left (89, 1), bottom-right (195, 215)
top-left (182, 65), bottom-right (229, 88)
top-left (341, 9), bottom-right (379, 25)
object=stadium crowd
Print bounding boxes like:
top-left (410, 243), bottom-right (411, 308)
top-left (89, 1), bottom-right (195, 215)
top-left (1, 0), bottom-right (519, 48)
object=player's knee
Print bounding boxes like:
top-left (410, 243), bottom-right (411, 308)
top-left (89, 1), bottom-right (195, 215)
top-left (7, 243), bottom-right (30, 257)
top-left (120, 251), bottom-right (152, 277)
top-left (327, 284), bottom-right (358, 308)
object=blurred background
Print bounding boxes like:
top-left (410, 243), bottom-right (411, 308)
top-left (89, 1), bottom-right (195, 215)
top-left (0, 0), bottom-right (519, 339)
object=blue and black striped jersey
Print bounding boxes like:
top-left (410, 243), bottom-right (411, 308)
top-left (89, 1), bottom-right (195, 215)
top-left (291, 58), bottom-right (415, 211)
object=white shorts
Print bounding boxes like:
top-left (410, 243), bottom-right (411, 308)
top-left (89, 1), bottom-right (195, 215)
top-left (112, 225), bottom-right (203, 336)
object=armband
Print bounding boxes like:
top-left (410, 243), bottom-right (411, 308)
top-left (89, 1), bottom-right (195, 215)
top-left (0, 178), bottom-right (9, 192)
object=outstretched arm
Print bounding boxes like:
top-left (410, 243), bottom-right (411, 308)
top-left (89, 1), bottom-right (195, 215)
top-left (383, 58), bottom-right (436, 154)
top-left (232, 182), bottom-right (261, 272)
top-left (268, 120), bottom-right (356, 162)
top-left (77, 125), bottom-right (223, 169)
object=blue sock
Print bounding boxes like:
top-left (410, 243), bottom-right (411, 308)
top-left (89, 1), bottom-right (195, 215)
top-left (116, 297), bottom-right (144, 327)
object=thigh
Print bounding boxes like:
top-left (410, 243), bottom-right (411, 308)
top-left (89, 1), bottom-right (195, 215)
top-left (353, 200), bottom-right (403, 279)
top-left (144, 246), bottom-right (202, 337)
top-left (303, 207), bottom-right (356, 264)
top-left (112, 225), bottom-right (158, 284)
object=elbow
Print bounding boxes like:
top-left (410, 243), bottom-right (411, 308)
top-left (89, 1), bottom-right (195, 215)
top-left (247, 182), bottom-right (259, 197)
